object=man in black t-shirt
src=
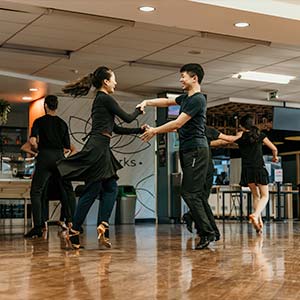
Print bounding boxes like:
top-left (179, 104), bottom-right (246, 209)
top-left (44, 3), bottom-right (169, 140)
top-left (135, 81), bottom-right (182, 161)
top-left (24, 95), bottom-right (74, 238)
top-left (137, 63), bottom-right (217, 249)
top-left (183, 126), bottom-right (242, 238)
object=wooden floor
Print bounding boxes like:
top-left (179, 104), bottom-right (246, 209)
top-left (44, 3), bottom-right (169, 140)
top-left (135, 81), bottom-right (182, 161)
top-left (1, 221), bottom-right (300, 300)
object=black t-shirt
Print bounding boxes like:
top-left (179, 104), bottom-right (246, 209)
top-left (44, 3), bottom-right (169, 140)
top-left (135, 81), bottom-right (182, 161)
top-left (30, 114), bottom-right (70, 150)
top-left (91, 91), bottom-right (142, 135)
top-left (205, 126), bottom-right (220, 145)
top-left (175, 92), bottom-right (208, 150)
top-left (236, 131), bottom-right (266, 168)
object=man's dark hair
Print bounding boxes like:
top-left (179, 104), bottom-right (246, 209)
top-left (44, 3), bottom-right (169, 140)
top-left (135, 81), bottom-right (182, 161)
top-left (180, 63), bottom-right (204, 84)
top-left (44, 95), bottom-right (58, 110)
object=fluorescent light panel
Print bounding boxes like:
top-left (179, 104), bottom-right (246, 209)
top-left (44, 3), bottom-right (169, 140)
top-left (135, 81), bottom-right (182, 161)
top-left (0, 43), bottom-right (72, 59)
top-left (232, 71), bottom-right (295, 84)
top-left (128, 59), bottom-right (181, 71)
top-left (0, 70), bottom-right (66, 86)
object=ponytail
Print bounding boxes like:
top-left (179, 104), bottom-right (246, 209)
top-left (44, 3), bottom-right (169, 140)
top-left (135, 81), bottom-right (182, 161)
top-left (248, 126), bottom-right (260, 143)
top-left (62, 66), bottom-right (112, 98)
top-left (62, 73), bottom-right (93, 97)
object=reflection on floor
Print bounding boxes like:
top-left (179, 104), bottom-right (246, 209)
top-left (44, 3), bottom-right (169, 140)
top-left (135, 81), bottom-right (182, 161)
top-left (1, 221), bottom-right (300, 300)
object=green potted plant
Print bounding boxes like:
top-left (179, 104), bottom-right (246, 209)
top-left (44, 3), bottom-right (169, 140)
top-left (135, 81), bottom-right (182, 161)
top-left (0, 99), bottom-right (11, 125)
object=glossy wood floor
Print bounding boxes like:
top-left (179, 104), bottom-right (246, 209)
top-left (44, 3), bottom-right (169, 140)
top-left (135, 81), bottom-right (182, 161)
top-left (1, 221), bottom-right (300, 300)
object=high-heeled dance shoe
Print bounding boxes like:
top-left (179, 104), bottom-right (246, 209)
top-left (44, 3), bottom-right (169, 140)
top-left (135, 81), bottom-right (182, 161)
top-left (57, 221), bottom-right (68, 231)
top-left (65, 227), bottom-right (80, 249)
top-left (249, 214), bottom-right (261, 233)
top-left (97, 221), bottom-right (111, 248)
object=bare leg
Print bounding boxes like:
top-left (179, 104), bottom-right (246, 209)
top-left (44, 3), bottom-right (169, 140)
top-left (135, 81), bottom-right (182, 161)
top-left (248, 184), bottom-right (269, 233)
top-left (248, 183), bottom-right (263, 227)
top-left (254, 184), bottom-right (269, 218)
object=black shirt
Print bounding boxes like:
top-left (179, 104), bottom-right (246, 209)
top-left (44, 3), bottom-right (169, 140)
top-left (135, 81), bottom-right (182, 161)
top-left (175, 92), bottom-right (208, 150)
top-left (236, 131), bottom-right (266, 168)
top-left (91, 91), bottom-right (142, 135)
top-left (31, 114), bottom-right (70, 150)
top-left (205, 126), bottom-right (220, 145)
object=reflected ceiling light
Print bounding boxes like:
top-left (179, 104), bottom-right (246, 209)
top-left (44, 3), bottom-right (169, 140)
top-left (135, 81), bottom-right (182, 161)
top-left (273, 141), bottom-right (284, 145)
top-left (22, 96), bottom-right (32, 101)
top-left (232, 71), bottom-right (295, 84)
top-left (139, 6), bottom-right (155, 12)
top-left (29, 88), bottom-right (38, 92)
top-left (285, 136), bottom-right (300, 141)
top-left (234, 22), bottom-right (250, 28)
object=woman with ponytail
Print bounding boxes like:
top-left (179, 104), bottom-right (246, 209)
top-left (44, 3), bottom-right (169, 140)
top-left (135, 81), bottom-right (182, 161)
top-left (57, 66), bottom-right (145, 249)
top-left (236, 114), bottom-right (278, 234)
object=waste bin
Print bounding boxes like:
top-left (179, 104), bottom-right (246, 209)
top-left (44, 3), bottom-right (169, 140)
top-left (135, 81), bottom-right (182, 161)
top-left (115, 185), bottom-right (137, 224)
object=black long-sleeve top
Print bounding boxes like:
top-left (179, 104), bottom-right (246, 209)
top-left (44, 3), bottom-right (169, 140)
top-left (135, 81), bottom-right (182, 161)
top-left (91, 91), bottom-right (143, 135)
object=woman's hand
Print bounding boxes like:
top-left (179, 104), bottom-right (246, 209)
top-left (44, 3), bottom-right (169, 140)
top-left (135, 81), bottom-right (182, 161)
top-left (141, 124), bottom-right (150, 132)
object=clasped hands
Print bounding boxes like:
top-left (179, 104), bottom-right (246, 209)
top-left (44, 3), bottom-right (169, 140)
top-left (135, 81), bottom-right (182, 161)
top-left (137, 101), bottom-right (157, 142)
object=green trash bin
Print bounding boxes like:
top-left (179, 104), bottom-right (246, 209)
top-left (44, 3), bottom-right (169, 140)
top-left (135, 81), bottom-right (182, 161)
top-left (116, 185), bottom-right (137, 224)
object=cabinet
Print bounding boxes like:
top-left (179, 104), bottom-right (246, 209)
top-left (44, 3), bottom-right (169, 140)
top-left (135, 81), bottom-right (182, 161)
top-left (0, 126), bottom-right (27, 156)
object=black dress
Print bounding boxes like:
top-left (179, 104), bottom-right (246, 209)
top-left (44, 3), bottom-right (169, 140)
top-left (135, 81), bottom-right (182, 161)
top-left (57, 91), bottom-right (143, 183)
top-left (236, 131), bottom-right (269, 187)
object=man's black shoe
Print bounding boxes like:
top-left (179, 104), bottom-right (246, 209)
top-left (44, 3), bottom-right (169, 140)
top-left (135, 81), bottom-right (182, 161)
top-left (195, 235), bottom-right (215, 250)
top-left (182, 213), bottom-right (193, 233)
top-left (24, 227), bottom-right (43, 239)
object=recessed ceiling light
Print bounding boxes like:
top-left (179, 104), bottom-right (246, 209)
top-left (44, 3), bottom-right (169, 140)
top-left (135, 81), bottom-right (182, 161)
top-left (29, 88), bottom-right (38, 92)
top-left (139, 6), bottom-right (155, 12)
top-left (232, 71), bottom-right (295, 84)
top-left (22, 96), bottom-right (32, 101)
top-left (234, 22), bottom-right (250, 28)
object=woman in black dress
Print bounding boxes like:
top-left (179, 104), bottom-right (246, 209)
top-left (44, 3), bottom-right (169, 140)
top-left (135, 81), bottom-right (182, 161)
top-left (57, 66), bottom-right (144, 249)
top-left (236, 115), bottom-right (278, 234)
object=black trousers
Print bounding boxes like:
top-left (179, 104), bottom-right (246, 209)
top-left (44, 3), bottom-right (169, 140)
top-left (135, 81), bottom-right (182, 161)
top-left (185, 157), bottom-right (220, 237)
top-left (73, 177), bottom-right (118, 231)
top-left (179, 147), bottom-right (215, 237)
top-left (41, 176), bottom-right (76, 223)
top-left (30, 150), bottom-right (74, 228)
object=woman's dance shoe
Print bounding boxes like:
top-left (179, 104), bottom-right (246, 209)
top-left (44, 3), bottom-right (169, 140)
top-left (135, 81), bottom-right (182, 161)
top-left (97, 221), bottom-right (111, 248)
top-left (249, 214), bottom-right (261, 233)
top-left (65, 227), bottom-right (80, 249)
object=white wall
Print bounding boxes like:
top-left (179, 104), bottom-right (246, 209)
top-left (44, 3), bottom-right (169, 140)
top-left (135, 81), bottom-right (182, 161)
top-left (57, 92), bottom-right (156, 219)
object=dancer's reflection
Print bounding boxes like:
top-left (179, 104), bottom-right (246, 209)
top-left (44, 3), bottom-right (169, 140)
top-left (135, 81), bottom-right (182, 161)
top-left (27, 240), bottom-right (93, 299)
top-left (250, 236), bottom-right (274, 280)
top-left (97, 253), bottom-right (115, 299)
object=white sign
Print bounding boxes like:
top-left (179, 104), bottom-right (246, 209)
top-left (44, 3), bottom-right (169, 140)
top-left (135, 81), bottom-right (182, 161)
top-left (274, 169), bottom-right (283, 183)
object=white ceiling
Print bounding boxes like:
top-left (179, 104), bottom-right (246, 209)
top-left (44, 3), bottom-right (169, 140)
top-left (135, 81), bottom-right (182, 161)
top-left (0, 0), bottom-right (300, 106)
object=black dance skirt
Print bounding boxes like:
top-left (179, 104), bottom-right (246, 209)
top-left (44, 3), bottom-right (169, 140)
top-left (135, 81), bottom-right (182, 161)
top-left (57, 134), bottom-right (122, 183)
top-left (240, 166), bottom-right (269, 187)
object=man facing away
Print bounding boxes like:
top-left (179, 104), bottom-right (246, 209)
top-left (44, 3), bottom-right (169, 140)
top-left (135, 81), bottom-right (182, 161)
top-left (25, 95), bottom-right (75, 238)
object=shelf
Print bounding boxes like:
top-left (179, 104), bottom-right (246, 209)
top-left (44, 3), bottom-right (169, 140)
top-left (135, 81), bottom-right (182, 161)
top-left (0, 126), bottom-right (27, 155)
